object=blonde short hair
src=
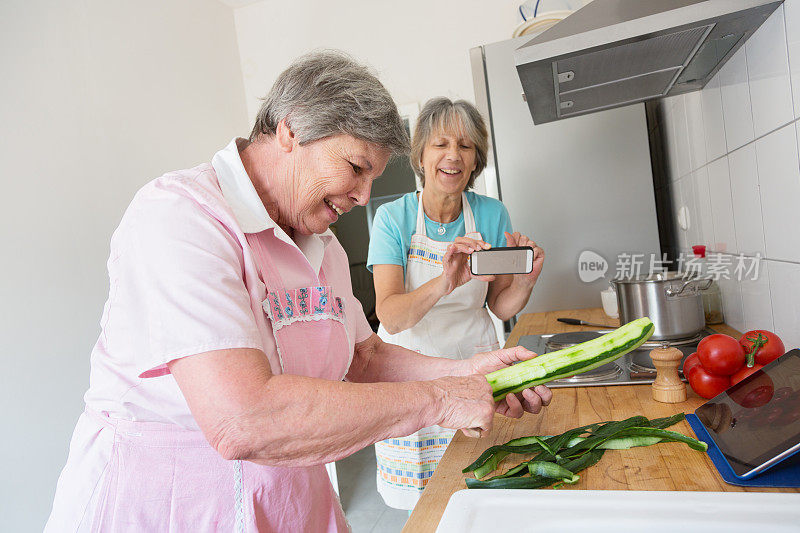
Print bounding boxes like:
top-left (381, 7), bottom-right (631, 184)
top-left (410, 98), bottom-right (489, 189)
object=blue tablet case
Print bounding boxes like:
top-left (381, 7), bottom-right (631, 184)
top-left (686, 413), bottom-right (800, 487)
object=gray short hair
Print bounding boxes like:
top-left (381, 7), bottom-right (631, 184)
top-left (410, 98), bottom-right (489, 190)
top-left (249, 50), bottom-right (409, 155)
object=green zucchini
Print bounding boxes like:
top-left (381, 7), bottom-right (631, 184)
top-left (487, 317), bottom-right (655, 401)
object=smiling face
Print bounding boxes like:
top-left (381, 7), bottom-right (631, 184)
top-left (282, 134), bottom-right (391, 235)
top-left (420, 123), bottom-right (478, 196)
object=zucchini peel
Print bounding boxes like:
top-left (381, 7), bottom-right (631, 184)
top-left (463, 413), bottom-right (709, 489)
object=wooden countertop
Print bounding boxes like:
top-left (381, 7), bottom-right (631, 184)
top-left (404, 308), bottom-right (800, 532)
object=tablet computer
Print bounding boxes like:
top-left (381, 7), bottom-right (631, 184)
top-left (694, 349), bottom-right (800, 480)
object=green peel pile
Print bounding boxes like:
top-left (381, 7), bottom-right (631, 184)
top-left (463, 413), bottom-right (707, 489)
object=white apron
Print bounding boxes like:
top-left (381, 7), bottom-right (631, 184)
top-left (374, 191), bottom-right (499, 510)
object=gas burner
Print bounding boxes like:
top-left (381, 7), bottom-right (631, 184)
top-left (545, 330), bottom-right (605, 351)
top-left (638, 332), bottom-right (705, 349)
top-left (629, 360), bottom-right (657, 374)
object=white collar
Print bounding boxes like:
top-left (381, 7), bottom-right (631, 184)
top-left (212, 138), bottom-right (334, 273)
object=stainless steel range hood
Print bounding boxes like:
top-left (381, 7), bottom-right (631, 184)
top-left (516, 0), bottom-right (782, 124)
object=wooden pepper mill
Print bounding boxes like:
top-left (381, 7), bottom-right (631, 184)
top-left (650, 343), bottom-right (687, 403)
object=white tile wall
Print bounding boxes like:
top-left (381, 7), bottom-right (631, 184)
top-left (740, 259), bottom-right (774, 332)
top-left (727, 144), bottom-right (766, 256)
top-left (766, 260), bottom-right (800, 349)
top-left (670, 178), bottom-right (690, 252)
top-left (706, 156), bottom-right (737, 253)
top-left (672, 95), bottom-right (691, 179)
top-left (718, 275), bottom-right (745, 332)
top-left (679, 172), bottom-right (701, 250)
top-left (784, 0), bottom-right (800, 118)
top-left (692, 166), bottom-right (714, 247)
top-left (755, 124), bottom-right (800, 263)
top-left (659, 3), bottom-right (800, 347)
top-left (701, 75), bottom-right (727, 161)
top-left (719, 47), bottom-right (755, 151)
top-left (684, 91), bottom-right (707, 173)
top-left (746, 5), bottom-right (794, 138)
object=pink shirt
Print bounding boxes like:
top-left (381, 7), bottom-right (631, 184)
top-left (83, 138), bottom-right (372, 430)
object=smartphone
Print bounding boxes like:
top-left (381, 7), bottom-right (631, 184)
top-left (469, 246), bottom-right (534, 275)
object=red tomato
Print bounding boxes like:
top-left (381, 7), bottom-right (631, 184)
top-left (729, 372), bottom-right (774, 408)
top-left (739, 330), bottom-right (785, 366)
top-left (697, 334), bottom-right (746, 376)
top-left (686, 365), bottom-right (731, 399)
top-left (682, 352), bottom-right (701, 376)
top-left (730, 363), bottom-right (764, 386)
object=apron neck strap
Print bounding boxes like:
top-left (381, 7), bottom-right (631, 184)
top-left (416, 191), bottom-right (476, 236)
top-left (461, 192), bottom-right (477, 234)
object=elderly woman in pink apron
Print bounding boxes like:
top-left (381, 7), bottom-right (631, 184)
top-left (45, 53), bottom-right (551, 532)
top-left (368, 97), bottom-right (547, 510)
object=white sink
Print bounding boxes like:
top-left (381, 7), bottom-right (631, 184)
top-left (436, 490), bottom-right (800, 532)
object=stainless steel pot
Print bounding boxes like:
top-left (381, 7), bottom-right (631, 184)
top-left (611, 272), bottom-right (712, 340)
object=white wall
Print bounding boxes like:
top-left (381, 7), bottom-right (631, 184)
top-left (658, 1), bottom-right (800, 349)
top-left (233, 0), bottom-right (540, 193)
top-left (0, 1), bottom-right (248, 529)
top-left (234, 0), bottom-right (527, 116)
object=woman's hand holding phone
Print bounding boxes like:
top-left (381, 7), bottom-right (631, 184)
top-left (504, 231), bottom-right (544, 286)
top-left (440, 237), bottom-right (495, 295)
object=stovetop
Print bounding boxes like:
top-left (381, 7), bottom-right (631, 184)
top-left (515, 329), bottom-right (716, 388)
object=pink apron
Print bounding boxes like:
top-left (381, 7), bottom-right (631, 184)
top-left (47, 229), bottom-right (351, 532)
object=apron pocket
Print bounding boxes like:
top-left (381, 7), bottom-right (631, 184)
top-left (93, 437), bottom-right (238, 531)
top-left (246, 462), bottom-right (347, 533)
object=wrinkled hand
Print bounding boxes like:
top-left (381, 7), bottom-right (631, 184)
top-left (440, 237), bottom-right (495, 295)
top-left (505, 231), bottom-right (544, 286)
top-left (431, 375), bottom-right (497, 438)
top-left (467, 346), bottom-right (553, 420)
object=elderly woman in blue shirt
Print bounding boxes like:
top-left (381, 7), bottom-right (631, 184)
top-left (367, 97), bottom-right (546, 510)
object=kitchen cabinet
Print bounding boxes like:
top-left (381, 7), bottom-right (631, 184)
top-left (404, 308), bottom-right (800, 532)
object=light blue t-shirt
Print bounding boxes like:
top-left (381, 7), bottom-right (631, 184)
top-left (367, 191), bottom-right (513, 273)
